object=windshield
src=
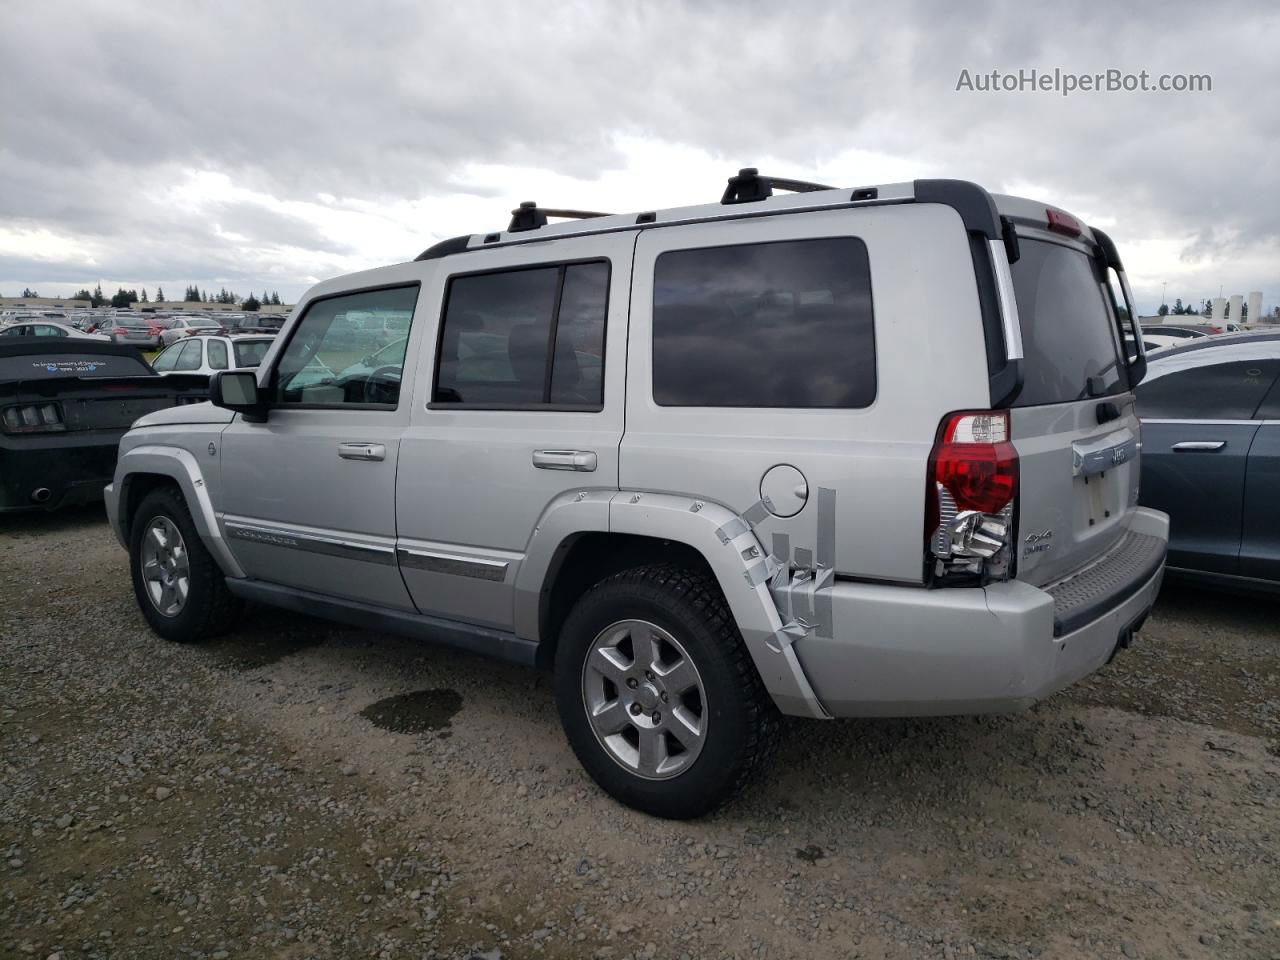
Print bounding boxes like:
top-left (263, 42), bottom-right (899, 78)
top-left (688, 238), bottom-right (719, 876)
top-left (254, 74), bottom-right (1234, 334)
top-left (1010, 238), bottom-right (1128, 406)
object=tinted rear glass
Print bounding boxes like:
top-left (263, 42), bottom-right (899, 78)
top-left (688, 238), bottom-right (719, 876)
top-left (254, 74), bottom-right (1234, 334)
top-left (234, 340), bottom-right (272, 367)
top-left (0, 354), bottom-right (153, 380)
top-left (652, 237), bottom-right (875, 407)
top-left (1011, 238), bottom-right (1127, 406)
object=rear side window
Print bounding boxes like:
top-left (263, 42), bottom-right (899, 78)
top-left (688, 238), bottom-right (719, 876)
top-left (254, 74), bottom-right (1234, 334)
top-left (433, 261), bottom-right (609, 407)
top-left (651, 238), bottom-right (875, 407)
top-left (1011, 238), bottom-right (1128, 406)
top-left (234, 340), bottom-right (271, 367)
top-left (1138, 356), bottom-right (1280, 419)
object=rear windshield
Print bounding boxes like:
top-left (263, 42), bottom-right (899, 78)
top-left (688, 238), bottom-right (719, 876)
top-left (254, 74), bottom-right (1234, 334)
top-left (234, 340), bottom-right (272, 367)
top-left (0, 354), bottom-right (153, 380)
top-left (1010, 238), bottom-right (1128, 406)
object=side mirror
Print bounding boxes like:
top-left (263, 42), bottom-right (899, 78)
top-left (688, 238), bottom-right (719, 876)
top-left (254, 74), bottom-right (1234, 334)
top-left (210, 370), bottom-right (268, 422)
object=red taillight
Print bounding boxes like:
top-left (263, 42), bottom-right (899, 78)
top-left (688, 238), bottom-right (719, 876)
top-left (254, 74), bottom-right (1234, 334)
top-left (925, 411), bottom-right (1019, 581)
top-left (1207, 325), bottom-right (1222, 334)
top-left (112, 326), bottom-right (127, 335)
top-left (1046, 208), bottom-right (1082, 236)
top-left (933, 412), bottom-right (1018, 513)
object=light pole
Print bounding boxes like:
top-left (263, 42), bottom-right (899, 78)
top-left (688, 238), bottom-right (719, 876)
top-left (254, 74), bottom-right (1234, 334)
top-left (1161, 282), bottom-right (1167, 309)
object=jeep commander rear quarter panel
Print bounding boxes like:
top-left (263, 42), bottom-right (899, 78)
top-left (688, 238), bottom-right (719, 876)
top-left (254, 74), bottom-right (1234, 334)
top-left (621, 202), bottom-right (992, 584)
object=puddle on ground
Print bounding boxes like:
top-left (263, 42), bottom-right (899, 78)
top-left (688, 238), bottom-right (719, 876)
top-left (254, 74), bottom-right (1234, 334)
top-left (360, 689), bottom-right (462, 735)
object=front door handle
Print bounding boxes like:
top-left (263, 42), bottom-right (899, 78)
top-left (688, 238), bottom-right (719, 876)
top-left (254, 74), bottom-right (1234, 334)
top-left (1172, 441), bottom-right (1226, 452)
top-left (339, 442), bottom-right (386, 461)
top-left (532, 449), bottom-right (597, 472)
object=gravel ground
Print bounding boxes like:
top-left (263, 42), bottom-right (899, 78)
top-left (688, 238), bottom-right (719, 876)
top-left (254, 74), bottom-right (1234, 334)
top-left (2, 506), bottom-right (1277, 960)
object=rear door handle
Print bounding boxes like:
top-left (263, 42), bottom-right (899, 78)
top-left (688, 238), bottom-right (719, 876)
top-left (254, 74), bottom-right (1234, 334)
top-left (532, 449), bottom-right (597, 472)
top-left (1171, 441), bottom-right (1226, 452)
top-left (338, 442), bottom-right (386, 461)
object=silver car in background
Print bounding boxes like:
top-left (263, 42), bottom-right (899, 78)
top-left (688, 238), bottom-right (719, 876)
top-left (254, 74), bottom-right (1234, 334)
top-left (108, 315), bottom-right (167, 349)
top-left (159, 316), bottom-right (225, 347)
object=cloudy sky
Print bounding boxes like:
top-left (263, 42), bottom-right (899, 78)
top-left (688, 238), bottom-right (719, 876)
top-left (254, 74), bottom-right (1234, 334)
top-left (1, 0), bottom-right (1276, 314)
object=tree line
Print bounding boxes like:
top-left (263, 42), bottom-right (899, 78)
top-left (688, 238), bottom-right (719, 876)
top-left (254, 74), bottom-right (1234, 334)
top-left (1157, 297), bottom-right (1252, 320)
top-left (52, 285), bottom-right (284, 311)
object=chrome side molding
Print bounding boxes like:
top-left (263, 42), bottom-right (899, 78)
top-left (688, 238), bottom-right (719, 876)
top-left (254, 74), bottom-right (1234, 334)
top-left (396, 547), bottom-right (509, 582)
top-left (224, 521), bottom-right (397, 565)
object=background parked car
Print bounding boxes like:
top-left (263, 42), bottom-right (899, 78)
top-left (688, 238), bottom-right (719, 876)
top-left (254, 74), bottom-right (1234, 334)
top-left (150, 334), bottom-right (275, 377)
top-left (0, 340), bottom-right (206, 511)
top-left (160, 317), bottom-right (226, 347)
top-left (222, 314), bottom-right (285, 335)
top-left (108, 315), bottom-right (170, 349)
top-left (0, 320), bottom-right (110, 341)
top-left (1142, 322), bottom-right (1223, 338)
top-left (1137, 331), bottom-right (1280, 591)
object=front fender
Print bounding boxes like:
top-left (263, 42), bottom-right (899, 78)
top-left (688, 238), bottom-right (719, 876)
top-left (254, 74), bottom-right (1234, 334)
top-left (111, 444), bottom-right (246, 579)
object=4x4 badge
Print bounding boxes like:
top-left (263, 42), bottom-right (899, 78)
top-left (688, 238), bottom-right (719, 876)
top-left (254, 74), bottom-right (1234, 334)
top-left (1023, 529), bottom-right (1053, 556)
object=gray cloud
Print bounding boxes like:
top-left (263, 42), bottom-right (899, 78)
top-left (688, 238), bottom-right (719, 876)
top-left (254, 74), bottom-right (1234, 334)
top-left (1, 0), bottom-right (1276, 309)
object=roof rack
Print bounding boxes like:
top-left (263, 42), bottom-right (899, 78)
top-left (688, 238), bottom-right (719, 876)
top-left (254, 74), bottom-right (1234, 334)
top-left (720, 167), bottom-right (837, 204)
top-left (508, 201), bottom-right (614, 233)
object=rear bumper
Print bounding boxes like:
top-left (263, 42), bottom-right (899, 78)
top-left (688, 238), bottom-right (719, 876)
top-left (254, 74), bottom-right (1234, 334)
top-left (790, 507), bottom-right (1169, 717)
top-left (0, 431), bottom-right (121, 512)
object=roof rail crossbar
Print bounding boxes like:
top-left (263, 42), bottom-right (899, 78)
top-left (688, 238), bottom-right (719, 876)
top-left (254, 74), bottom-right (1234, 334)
top-left (721, 167), bottom-right (836, 205)
top-left (508, 201), bottom-right (614, 233)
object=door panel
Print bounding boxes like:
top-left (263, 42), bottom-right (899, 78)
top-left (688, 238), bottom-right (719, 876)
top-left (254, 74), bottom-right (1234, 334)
top-left (396, 234), bottom-right (632, 631)
top-left (220, 411), bottom-right (413, 608)
top-left (1240, 423), bottom-right (1280, 581)
top-left (1139, 420), bottom-right (1258, 574)
top-left (218, 278), bottom-right (426, 611)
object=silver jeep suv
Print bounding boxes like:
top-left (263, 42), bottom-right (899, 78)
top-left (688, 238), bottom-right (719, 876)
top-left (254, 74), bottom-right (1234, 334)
top-left (106, 172), bottom-right (1168, 818)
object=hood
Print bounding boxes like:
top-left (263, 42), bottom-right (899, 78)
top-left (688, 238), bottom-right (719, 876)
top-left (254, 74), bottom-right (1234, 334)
top-left (134, 401), bottom-right (234, 428)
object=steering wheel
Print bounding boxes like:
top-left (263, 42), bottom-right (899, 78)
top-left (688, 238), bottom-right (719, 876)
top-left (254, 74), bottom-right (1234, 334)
top-left (360, 365), bottom-right (402, 404)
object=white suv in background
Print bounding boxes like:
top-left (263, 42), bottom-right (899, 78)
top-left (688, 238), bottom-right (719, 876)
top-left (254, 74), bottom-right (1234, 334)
top-left (150, 335), bottom-right (275, 376)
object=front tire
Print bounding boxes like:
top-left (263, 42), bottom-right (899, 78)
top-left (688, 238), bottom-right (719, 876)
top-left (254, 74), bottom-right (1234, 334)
top-left (128, 486), bottom-right (241, 642)
top-left (554, 564), bottom-right (776, 819)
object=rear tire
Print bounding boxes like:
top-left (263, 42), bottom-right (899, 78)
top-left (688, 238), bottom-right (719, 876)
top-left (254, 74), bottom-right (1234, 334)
top-left (554, 564), bottom-right (776, 819)
top-left (128, 486), bottom-right (241, 642)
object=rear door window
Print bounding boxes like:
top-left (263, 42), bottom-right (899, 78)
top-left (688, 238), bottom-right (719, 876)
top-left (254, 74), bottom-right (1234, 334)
top-left (433, 261), bottom-right (609, 407)
top-left (651, 237), bottom-right (875, 407)
top-left (207, 339), bottom-right (229, 370)
top-left (1010, 238), bottom-right (1128, 406)
top-left (233, 340), bottom-right (272, 367)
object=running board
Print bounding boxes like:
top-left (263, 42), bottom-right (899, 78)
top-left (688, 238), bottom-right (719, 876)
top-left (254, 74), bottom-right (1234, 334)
top-left (224, 578), bottom-right (540, 667)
